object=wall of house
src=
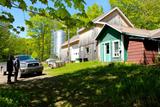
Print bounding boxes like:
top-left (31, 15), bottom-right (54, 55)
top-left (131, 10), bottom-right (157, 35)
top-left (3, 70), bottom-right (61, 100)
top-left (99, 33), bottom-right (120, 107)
top-left (98, 27), bottom-right (126, 62)
top-left (79, 25), bottom-right (103, 61)
top-left (100, 10), bottom-right (132, 27)
top-left (143, 40), bottom-right (158, 64)
top-left (127, 39), bottom-right (158, 64)
top-left (127, 40), bottom-right (144, 64)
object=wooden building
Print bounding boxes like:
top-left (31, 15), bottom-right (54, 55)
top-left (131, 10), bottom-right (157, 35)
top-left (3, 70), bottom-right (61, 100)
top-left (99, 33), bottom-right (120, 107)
top-left (77, 7), bottom-right (133, 61)
top-left (96, 24), bottom-right (160, 64)
top-left (61, 35), bottom-right (79, 62)
top-left (60, 7), bottom-right (160, 64)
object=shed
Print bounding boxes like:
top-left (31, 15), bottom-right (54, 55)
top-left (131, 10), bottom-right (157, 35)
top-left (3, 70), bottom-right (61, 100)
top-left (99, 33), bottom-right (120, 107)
top-left (96, 24), bottom-right (160, 64)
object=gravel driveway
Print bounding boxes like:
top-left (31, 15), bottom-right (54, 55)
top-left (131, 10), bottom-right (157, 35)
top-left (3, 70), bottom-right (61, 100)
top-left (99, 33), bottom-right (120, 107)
top-left (0, 62), bottom-right (50, 84)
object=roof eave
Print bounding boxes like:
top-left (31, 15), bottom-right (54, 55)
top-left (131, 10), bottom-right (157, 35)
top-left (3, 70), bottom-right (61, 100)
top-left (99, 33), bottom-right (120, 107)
top-left (61, 39), bottom-right (79, 47)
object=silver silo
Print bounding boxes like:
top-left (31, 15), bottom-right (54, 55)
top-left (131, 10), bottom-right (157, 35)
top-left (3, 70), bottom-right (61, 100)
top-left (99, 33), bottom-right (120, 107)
top-left (51, 30), bottom-right (66, 58)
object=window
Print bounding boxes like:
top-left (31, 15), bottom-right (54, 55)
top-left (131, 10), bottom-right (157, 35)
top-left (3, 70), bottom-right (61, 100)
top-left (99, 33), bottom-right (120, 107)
top-left (86, 47), bottom-right (89, 53)
top-left (105, 43), bottom-right (109, 54)
top-left (113, 41), bottom-right (120, 57)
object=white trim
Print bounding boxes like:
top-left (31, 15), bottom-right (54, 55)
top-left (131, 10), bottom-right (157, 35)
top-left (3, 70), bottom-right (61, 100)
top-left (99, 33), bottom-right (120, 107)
top-left (158, 42), bottom-right (160, 54)
top-left (121, 35), bottom-right (124, 61)
top-left (112, 40), bottom-right (120, 58)
top-left (102, 41), bottom-right (111, 62)
top-left (95, 23), bottom-right (122, 40)
top-left (98, 42), bottom-right (100, 61)
top-left (103, 43), bottom-right (106, 62)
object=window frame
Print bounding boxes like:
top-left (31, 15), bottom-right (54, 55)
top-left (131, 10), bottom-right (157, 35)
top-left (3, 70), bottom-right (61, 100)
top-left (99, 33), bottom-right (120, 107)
top-left (112, 40), bottom-right (120, 57)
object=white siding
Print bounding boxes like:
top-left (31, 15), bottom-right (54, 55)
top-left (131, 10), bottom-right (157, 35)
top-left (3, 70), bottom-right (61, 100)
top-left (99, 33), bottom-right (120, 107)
top-left (70, 44), bottom-right (79, 61)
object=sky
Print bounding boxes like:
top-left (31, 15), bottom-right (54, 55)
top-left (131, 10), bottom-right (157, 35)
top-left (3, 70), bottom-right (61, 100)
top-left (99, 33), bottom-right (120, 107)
top-left (2, 0), bottom-right (111, 37)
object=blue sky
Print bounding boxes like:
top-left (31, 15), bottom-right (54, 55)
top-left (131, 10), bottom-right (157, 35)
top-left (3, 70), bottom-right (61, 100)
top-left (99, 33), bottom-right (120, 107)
top-left (5, 0), bottom-right (111, 37)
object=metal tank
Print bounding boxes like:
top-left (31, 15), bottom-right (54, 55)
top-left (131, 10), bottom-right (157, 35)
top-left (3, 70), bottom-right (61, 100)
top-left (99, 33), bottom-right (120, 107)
top-left (51, 30), bottom-right (65, 58)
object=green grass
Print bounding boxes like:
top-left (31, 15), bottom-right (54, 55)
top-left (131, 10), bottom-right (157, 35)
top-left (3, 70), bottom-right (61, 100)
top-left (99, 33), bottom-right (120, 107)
top-left (45, 61), bottom-right (104, 76)
top-left (0, 62), bottom-right (160, 107)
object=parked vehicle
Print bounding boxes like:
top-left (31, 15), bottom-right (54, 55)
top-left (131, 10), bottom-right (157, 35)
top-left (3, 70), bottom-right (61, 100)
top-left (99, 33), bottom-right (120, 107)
top-left (46, 58), bottom-right (56, 67)
top-left (17, 55), bottom-right (43, 77)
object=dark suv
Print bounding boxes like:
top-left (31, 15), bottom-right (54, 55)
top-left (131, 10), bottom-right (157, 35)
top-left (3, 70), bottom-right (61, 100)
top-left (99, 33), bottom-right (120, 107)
top-left (17, 55), bottom-right (43, 77)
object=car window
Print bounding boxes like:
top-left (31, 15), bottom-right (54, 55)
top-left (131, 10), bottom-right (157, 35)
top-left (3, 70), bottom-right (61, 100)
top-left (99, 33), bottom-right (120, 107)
top-left (18, 55), bottom-right (33, 61)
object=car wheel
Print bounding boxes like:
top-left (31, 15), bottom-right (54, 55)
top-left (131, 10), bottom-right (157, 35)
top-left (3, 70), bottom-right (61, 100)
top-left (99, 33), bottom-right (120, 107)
top-left (37, 71), bottom-right (42, 75)
top-left (49, 64), bottom-right (52, 67)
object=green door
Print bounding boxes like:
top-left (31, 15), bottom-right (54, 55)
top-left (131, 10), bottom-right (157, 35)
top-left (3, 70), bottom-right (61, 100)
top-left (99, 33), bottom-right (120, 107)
top-left (103, 42), bottom-right (111, 62)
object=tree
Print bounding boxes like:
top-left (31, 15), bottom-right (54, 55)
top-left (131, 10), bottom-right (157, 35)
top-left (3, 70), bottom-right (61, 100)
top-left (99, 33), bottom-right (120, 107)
top-left (0, 23), bottom-right (10, 60)
top-left (86, 3), bottom-right (104, 22)
top-left (0, 27), bottom-right (31, 61)
top-left (109, 0), bottom-right (160, 29)
top-left (0, 0), bottom-right (86, 33)
top-left (27, 15), bottom-right (57, 60)
top-left (70, 3), bottom-right (104, 37)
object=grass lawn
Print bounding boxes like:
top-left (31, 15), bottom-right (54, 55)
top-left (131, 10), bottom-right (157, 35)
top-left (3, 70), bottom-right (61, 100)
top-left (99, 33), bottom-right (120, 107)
top-left (45, 61), bottom-right (105, 76)
top-left (0, 61), bottom-right (160, 107)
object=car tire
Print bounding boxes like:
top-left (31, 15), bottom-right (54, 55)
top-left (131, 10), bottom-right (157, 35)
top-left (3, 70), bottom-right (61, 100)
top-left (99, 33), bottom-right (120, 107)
top-left (37, 71), bottom-right (42, 75)
top-left (49, 64), bottom-right (52, 67)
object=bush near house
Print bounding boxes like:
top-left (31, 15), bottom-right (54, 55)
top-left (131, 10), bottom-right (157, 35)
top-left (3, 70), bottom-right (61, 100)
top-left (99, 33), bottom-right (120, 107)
top-left (0, 62), bottom-right (160, 106)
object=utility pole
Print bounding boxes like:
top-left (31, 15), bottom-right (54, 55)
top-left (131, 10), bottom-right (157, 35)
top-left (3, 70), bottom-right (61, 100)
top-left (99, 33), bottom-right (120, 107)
top-left (67, 29), bottom-right (70, 62)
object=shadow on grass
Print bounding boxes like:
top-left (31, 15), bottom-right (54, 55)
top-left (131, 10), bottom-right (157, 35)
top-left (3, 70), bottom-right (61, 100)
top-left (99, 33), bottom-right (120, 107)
top-left (20, 73), bottom-right (47, 78)
top-left (0, 63), bottom-right (160, 107)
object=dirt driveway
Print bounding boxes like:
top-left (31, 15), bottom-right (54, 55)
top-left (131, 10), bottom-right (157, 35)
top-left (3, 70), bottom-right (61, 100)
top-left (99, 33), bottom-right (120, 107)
top-left (0, 71), bottom-right (51, 84)
top-left (0, 65), bottom-right (51, 84)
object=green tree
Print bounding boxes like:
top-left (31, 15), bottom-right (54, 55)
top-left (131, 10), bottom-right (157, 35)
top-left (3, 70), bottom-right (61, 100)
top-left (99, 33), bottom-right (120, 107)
top-left (0, 0), bottom-right (86, 33)
top-left (70, 3), bottom-right (104, 37)
top-left (86, 3), bottom-right (104, 22)
top-left (109, 0), bottom-right (160, 29)
top-left (27, 15), bottom-right (57, 60)
top-left (0, 23), bottom-right (10, 61)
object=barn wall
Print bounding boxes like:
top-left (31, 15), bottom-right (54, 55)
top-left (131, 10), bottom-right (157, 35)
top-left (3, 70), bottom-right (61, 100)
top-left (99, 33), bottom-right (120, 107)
top-left (100, 10), bottom-right (132, 27)
top-left (70, 44), bottom-right (79, 61)
top-left (143, 40), bottom-right (158, 64)
top-left (79, 25), bottom-right (103, 61)
top-left (127, 40), bottom-right (144, 64)
top-left (60, 48), bottom-right (68, 62)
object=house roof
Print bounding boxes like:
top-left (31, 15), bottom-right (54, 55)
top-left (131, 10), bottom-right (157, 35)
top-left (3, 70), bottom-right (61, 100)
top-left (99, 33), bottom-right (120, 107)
top-left (78, 7), bottom-right (134, 33)
top-left (150, 29), bottom-right (160, 38)
top-left (96, 24), bottom-right (160, 40)
top-left (61, 35), bottom-right (79, 47)
top-left (93, 7), bottom-right (134, 27)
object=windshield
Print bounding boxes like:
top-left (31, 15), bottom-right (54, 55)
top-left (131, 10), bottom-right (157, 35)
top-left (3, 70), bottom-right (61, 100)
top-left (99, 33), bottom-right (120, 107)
top-left (18, 55), bottom-right (33, 61)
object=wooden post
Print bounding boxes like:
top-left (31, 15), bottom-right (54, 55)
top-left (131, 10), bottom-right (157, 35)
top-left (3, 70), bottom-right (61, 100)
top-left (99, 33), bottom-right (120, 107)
top-left (67, 29), bottom-right (70, 62)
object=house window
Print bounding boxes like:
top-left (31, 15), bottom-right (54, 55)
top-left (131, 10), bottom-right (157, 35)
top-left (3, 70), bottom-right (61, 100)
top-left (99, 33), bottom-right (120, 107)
top-left (112, 40), bottom-right (120, 57)
top-left (105, 43), bottom-right (109, 54)
top-left (86, 47), bottom-right (89, 53)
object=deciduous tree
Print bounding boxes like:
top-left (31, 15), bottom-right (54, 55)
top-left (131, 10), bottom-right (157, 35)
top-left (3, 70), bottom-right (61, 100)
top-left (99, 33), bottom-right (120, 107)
top-left (110, 0), bottom-right (160, 29)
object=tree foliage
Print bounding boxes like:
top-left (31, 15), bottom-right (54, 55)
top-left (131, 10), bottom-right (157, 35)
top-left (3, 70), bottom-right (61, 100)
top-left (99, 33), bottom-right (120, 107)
top-left (0, 25), bottom-right (30, 61)
top-left (0, 23), bottom-right (10, 60)
top-left (109, 0), bottom-right (160, 29)
top-left (0, 0), bottom-right (86, 33)
top-left (27, 15), bottom-right (57, 60)
top-left (70, 3), bottom-right (104, 37)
